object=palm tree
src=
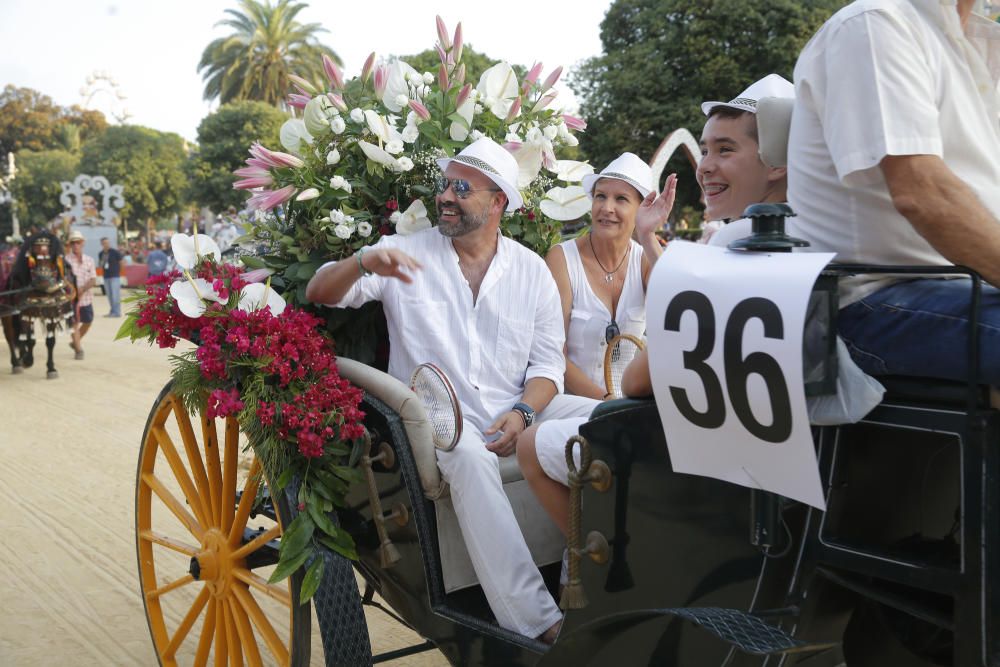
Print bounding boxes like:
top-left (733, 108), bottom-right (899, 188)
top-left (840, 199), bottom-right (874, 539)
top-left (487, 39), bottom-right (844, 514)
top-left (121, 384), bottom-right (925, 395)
top-left (198, 0), bottom-right (340, 106)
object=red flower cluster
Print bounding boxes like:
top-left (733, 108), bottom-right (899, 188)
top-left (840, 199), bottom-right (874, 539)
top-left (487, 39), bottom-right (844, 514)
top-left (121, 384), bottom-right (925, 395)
top-left (134, 271), bottom-right (201, 348)
top-left (206, 387), bottom-right (244, 419)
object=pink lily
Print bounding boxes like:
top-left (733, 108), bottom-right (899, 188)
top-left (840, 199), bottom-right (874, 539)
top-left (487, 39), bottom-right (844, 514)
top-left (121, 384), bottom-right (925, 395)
top-left (322, 54), bottom-right (344, 90)
top-left (455, 83), bottom-right (472, 109)
top-left (531, 92), bottom-right (558, 113)
top-left (233, 176), bottom-right (273, 190)
top-left (374, 65), bottom-right (388, 97)
top-left (505, 97), bottom-right (523, 122)
top-left (562, 114), bottom-right (587, 131)
top-left (541, 66), bottom-right (563, 93)
top-left (288, 74), bottom-right (317, 94)
top-left (436, 44), bottom-right (448, 66)
top-left (453, 23), bottom-right (463, 63)
top-left (361, 52), bottom-right (377, 82)
top-left (438, 63), bottom-right (450, 91)
top-left (286, 93), bottom-right (311, 109)
top-left (503, 141), bottom-right (523, 152)
top-left (247, 185), bottom-right (296, 211)
top-left (327, 93), bottom-right (348, 112)
top-left (454, 63), bottom-right (466, 86)
top-left (249, 143), bottom-right (304, 169)
top-left (436, 15), bottom-right (451, 50)
top-left (408, 99), bottom-right (431, 122)
top-left (234, 166), bottom-right (271, 179)
top-left (246, 157), bottom-right (276, 170)
top-left (522, 62), bottom-right (544, 93)
top-left (240, 268), bottom-right (275, 284)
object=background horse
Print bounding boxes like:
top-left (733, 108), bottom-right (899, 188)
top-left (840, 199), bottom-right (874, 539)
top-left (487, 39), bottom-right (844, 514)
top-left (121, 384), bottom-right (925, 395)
top-left (7, 232), bottom-right (76, 378)
top-left (0, 240), bottom-right (25, 373)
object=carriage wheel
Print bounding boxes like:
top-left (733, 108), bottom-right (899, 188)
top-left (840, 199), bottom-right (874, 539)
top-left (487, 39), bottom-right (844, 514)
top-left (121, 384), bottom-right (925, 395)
top-left (136, 382), bottom-right (310, 666)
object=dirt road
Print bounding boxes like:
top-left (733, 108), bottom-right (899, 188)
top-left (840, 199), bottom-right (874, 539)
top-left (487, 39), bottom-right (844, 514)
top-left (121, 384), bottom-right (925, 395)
top-left (0, 293), bottom-right (447, 666)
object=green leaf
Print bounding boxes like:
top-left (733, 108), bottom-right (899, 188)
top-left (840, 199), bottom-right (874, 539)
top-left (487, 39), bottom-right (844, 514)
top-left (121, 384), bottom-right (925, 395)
top-left (275, 466), bottom-right (294, 490)
top-left (298, 556), bottom-right (325, 604)
top-left (306, 500), bottom-right (340, 539)
top-left (114, 315), bottom-right (138, 341)
top-left (239, 255), bottom-right (267, 269)
top-left (278, 512), bottom-right (314, 559)
top-left (446, 113), bottom-right (470, 130)
top-left (318, 533), bottom-right (358, 561)
top-left (349, 438), bottom-right (366, 468)
top-left (268, 544), bottom-right (313, 584)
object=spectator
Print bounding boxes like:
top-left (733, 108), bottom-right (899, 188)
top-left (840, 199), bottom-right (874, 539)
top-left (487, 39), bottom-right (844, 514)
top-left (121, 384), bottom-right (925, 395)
top-left (98, 237), bottom-right (123, 317)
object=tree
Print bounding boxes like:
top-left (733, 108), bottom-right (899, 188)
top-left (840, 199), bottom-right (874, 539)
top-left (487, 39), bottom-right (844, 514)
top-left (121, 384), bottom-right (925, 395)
top-left (187, 101), bottom-right (286, 211)
top-left (571, 0), bottom-right (845, 209)
top-left (78, 126), bottom-right (188, 224)
top-left (4, 149), bottom-right (79, 230)
top-left (198, 0), bottom-right (340, 106)
top-left (0, 85), bottom-right (107, 155)
top-left (397, 45), bottom-right (528, 85)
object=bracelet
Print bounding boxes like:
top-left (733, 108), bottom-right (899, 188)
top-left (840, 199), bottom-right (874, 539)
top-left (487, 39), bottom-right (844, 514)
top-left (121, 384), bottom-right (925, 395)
top-left (356, 247), bottom-right (374, 277)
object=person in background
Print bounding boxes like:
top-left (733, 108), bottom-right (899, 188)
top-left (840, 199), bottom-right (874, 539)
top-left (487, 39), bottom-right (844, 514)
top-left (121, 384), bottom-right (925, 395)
top-left (98, 236), bottom-right (123, 317)
top-left (64, 230), bottom-right (96, 359)
top-left (146, 241), bottom-right (169, 277)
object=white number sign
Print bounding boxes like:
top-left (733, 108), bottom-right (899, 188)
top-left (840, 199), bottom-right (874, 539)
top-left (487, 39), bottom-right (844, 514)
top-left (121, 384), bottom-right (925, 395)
top-left (646, 242), bottom-right (834, 509)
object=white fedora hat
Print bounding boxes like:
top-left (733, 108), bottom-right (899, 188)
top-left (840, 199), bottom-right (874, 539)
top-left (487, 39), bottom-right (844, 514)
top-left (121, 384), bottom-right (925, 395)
top-left (581, 152), bottom-right (654, 200)
top-left (436, 137), bottom-right (524, 211)
top-left (701, 73), bottom-right (794, 116)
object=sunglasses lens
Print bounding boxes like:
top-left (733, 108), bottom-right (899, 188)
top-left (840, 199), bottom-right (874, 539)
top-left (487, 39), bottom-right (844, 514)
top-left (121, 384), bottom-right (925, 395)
top-left (435, 176), bottom-right (449, 194)
top-left (606, 322), bottom-right (620, 343)
top-left (452, 179), bottom-right (471, 197)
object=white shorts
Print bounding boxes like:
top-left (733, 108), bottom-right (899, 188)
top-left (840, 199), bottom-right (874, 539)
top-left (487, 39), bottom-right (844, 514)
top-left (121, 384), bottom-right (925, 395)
top-left (534, 416), bottom-right (588, 486)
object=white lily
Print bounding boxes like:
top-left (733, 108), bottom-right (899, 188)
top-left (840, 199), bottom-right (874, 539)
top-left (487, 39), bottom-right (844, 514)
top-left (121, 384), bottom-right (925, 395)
top-left (396, 199), bottom-right (431, 235)
top-left (449, 96), bottom-right (476, 141)
top-left (171, 233), bottom-right (221, 269)
top-left (381, 60), bottom-right (420, 113)
top-left (170, 278), bottom-right (225, 318)
top-left (238, 282), bottom-right (286, 315)
top-left (477, 62), bottom-right (519, 119)
top-left (540, 185), bottom-right (591, 221)
top-left (509, 138), bottom-right (557, 188)
top-left (303, 95), bottom-right (334, 136)
top-left (279, 118), bottom-right (313, 155)
top-left (358, 140), bottom-right (401, 171)
top-left (364, 109), bottom-right (402, 145)
top-left (551, 160), bottom-right (594, 183)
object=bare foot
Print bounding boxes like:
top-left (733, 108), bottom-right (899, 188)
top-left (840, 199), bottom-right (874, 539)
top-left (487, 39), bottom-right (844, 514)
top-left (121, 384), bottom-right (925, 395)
top-left (539, 618), bottom-right (562, 645)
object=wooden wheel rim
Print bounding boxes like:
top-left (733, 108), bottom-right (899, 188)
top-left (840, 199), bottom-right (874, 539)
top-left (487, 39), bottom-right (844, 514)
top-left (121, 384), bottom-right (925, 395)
top-left (136, 385), bottom-right (307, 666)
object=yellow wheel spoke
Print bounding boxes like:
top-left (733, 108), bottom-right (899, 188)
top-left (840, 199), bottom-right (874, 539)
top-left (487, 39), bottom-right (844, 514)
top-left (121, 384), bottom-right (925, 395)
top-left (204, 413), bottom-right (225, 526)
top-left (228, 459), bottom-right (262, 546)
top-left (194, 596), bottom-right (217, 666)
top-left (228, 596), bottom-right (263, 667)
top-left (214, 599), bottom-right (229, 667)
top-left (225, 598), bottom-right (242, 667)
top-left (163, 585), bottom-right (210, 660)
top-left (139, 530), bottom-right (198, 557)
top-left (220, 418), bottom-right (240, 535)
top-left (232, 568), bottom-right (292, 607)
top-left (146, 573), bottom-right (195, 600)
top-left (152, 426), bottom-right (212, 530)
top-left (171, 396), bottom-right (215, 526)
top-left (230, 525), bottom-right (282, 561)
top-left (142, 472), bottom-right (205, 540)
top-left (233, 583), bottom-right (290, 665)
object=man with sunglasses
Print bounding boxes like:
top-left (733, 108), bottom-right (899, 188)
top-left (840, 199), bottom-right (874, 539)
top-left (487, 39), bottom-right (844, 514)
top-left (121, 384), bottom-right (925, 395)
top-left (306, 137), bottom-right (598, 643)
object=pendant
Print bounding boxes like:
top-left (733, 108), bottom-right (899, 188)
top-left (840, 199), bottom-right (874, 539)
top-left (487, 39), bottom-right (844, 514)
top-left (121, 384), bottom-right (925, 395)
top-left (605, 273), bottom-right (614, 283)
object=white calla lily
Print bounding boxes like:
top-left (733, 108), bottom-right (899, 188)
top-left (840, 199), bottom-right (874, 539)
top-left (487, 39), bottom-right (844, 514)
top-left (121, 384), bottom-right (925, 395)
top-left (396, 199), bottom-right (431, 235)
top-left (170, 278), bottom-right (225, 318)
top-left (303, 95), bottom-right (334, 136)
top-left (509, 139), bottom-right (556, 188)
top-left (238, 283), bottom-right (286, 315)
top-left (381, 60), bottom-right (420, 112)
top-left (171, 233), bottom-right (221, 269)
top-left (358, 140), bottom-right (401, 171)
top-left (279, 118), bottom-right (313, 155)
top-left (363, 109), bottom-right (402, 144)
top-left (551, 160), bottom-right (594, 183)
top-left (540, 185), bottom-right (591, 221)
top-left (449, 97), bottom-right (476, 141)
top-left (477, 62), bottom-right (519, 119)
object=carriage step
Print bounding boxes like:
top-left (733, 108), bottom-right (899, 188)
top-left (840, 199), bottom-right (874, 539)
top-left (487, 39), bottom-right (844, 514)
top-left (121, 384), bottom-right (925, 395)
top-left (662, 607), bottom-right (837, 655)
top-left (235, 488), bottom-right (277, 522)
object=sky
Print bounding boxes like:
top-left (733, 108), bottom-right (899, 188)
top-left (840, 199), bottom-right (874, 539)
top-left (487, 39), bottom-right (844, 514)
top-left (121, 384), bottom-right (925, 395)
top-left (0, 0), bottom-right (613, 142)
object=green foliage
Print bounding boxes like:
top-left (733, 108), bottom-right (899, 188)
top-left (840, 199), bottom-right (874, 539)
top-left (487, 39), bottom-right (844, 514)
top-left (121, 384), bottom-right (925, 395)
top-left (0, 85), bottom-right (107, 155)
top-left (397, 44), bottom-right (528, 85)
top-left (199, 0), bottom-right (341, 106)
top-left (187, 101), bottom-right (286, 211)
top-left (571, 0), bottom-right (846, 211)
top-left (10, 149), bottom-right (80, 228)
top-left (79, 125), bottom-right (188, 223)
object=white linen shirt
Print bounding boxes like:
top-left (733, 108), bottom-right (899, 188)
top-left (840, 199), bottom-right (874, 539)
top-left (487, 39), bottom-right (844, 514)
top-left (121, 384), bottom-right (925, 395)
top-left (786, 0), bottom-right (1000, 305)
top-left (327, 227), bottom-right (566, 432)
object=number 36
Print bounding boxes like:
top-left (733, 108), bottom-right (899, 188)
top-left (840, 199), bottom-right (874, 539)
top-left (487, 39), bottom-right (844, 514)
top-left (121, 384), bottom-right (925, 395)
top-left (664, 290), bottom-right (793, 443)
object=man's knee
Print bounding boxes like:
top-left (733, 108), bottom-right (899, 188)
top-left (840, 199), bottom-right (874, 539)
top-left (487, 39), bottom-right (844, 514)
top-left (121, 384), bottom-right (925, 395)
top-left (437, 437), bottom-right (499, 482)
top-left (516, 426), bottom-right (542, 480)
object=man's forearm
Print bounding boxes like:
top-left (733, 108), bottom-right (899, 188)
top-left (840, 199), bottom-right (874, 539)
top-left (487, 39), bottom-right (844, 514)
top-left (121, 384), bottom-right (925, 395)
top-left (304, 254), bottom-right (363, 305)
top-left (521, 377), bottom-right (559, 413)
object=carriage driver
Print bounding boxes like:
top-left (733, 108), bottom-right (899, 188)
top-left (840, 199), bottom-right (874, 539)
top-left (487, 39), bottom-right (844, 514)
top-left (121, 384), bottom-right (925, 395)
top-left (305, 137), bottom-right (599, 643)
top-left (786, 0), bottom-right (1000, 386)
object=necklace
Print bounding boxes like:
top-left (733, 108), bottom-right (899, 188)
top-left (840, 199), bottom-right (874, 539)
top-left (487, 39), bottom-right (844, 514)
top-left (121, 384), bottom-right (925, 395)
top-left (588, 233), bottom-right (629, 283)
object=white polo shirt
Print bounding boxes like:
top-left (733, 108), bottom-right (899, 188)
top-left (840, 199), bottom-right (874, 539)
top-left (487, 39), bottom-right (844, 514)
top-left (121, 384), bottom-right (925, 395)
top-left (787, 0), bottom-right (1000, 305)
top-left (329, 227), bottom-right (566, 432)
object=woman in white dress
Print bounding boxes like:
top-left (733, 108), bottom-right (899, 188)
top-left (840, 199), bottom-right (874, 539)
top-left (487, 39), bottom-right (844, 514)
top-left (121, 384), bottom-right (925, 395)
top-left (545, 152), bottom-right (676, 399)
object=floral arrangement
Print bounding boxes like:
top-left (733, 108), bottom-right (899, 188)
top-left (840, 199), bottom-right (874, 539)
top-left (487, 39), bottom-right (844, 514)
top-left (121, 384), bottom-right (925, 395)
top-left (233, 15), bottom-right (591, 310)
top-left (118, 232), bottom-right (366, 602)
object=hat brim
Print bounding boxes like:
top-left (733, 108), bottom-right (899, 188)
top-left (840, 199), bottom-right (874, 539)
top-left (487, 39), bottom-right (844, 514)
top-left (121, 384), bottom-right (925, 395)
top-left (436, 156), bottom-right (523, 212)
top-left (581, 173), bottom-right (652, 200)
top-left (701, 100), bottom-right (758, 116)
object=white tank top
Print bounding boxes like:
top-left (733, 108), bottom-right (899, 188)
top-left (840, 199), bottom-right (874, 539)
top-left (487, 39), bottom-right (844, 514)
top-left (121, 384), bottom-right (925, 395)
top-left (561, 238), bottom-right (646, 388)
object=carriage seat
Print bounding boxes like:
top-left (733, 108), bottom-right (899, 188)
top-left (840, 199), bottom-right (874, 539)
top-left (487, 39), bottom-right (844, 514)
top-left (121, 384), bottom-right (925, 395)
top-left (335, 357), bottom-right (564, 592)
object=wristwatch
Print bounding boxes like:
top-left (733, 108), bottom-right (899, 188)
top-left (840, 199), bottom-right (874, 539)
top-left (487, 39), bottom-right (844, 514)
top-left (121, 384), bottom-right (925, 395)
top-left (512, 402), bottom-right (535, 427)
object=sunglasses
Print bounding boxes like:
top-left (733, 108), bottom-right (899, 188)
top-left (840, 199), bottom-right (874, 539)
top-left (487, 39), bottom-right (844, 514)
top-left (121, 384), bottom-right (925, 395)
top-left (435, 176), bottom-right (501, 199)
top-left (605, 321), bottom-right (620, 344)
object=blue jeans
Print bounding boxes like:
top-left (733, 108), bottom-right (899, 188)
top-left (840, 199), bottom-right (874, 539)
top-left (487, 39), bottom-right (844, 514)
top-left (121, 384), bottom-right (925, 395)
top-left (105, 276), bottom-right (121, 316)
top-left (839, 278), bottom-right (1000, 385)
